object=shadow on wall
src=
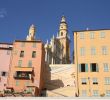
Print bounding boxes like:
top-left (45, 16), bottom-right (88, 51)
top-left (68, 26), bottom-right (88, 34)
top-left (47, 79), bottom-right (64, 90)
top-left (43, 62), bottom-right (64, 90)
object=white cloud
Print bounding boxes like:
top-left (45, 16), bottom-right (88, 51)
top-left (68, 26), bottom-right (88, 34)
top-left (0, 8), bottom-right (7, 18)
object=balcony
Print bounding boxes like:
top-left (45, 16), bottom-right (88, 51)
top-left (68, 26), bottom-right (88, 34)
top-left (14, 71), bottom-right (32, 80)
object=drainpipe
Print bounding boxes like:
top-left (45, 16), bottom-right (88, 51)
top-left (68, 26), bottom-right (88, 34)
top-left (75, 32), bottom-right (79, 97)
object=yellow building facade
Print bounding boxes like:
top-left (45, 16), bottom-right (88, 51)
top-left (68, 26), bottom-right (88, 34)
top-left (74, 29), bottom-right (110, 97)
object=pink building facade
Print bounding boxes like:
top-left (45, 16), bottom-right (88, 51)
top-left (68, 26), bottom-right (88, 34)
top-left (0, 43), bottom-right (12, 91)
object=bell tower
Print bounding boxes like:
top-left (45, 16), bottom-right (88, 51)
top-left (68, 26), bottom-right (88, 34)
top-left (57, 16), bottom-right (70, 64)
top-left (26, 24), bottom-right (36, 41)
top-left (59, 16), bottom-right (68, 37)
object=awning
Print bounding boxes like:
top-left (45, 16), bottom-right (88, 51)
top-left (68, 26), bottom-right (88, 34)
top-left (15, 67), bottom-right (33, 72)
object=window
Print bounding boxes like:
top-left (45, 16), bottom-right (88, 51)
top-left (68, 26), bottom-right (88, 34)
top-left (100, 32), bottom-right (105, 38)
top-left (104, 63), bottom-right (109, 72)
top-left (1, 72), bottom-right (7, 76)
top-left (28, 60), bottom-right (32, 67)
top-left (79, 64), bottom-right (88, 72)
top-left (81, 78), bottom-right (87, 84)
top-left (16, 80), bottom-right (19, 86)
top-left (93, 90), bottom-right (99, 96)
top-left (25, 81), bottom-right (29, 86)
top-left (20, 51), bottom-right (24, 57)
top-left (80, 32), bottom-right (84, 39)
top-left (80, 47), bottom-right (85, 56)
top-left (61, 32), bottom-right (63, 36)
top-left (82, 90), bottom-right (87, 96)
top-left (32, 51), bottom-right (36, 58)
top-left (33, 43), bottom-right (36, 48)
top-left (105, 77), bottom-right (110, 85)
top-left (102, 46), bottom-right (108, 55)
top-left (106, 90), bottom-right (110, 96)
top-left (91, 47), bottom-right (96, 55)
top-left (92, 78), bottom-right (98, 84)
top-left (21, 42), bottom-right (25, 47)
top-left (90, 32), bottom-right (94, 39)
top-left (90, 63), bottom-right (98, 72)
top-left (18, 60), bottom-right (22, 67)
top-left (27, 88), bottom-right (33, 92)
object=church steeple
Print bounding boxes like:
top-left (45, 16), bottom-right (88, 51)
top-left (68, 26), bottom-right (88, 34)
top-left (26, 24), bottom-right (36, 41)
top-left (59, 16), bottom-right (68, 37)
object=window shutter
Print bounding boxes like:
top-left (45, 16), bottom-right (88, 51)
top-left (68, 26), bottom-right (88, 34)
top-left (86, 64), bottom-right (88, 72)
top-left (79, 64), bottom-right (81, 72)
top-left (96, 64), bottom-right (99, 72)
top-left (90, 64), bottom-right (92, 72)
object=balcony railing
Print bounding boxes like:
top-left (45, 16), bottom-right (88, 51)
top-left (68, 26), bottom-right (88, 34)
top-left (13, 72), bottom-right (32, 80)
top-left (14, 74), bottom-right (30, 79)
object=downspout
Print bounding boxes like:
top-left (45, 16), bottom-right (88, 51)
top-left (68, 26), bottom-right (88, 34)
top-left (75, 32), bottom-right (79, 96)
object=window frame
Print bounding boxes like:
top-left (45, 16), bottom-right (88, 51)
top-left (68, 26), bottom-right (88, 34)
top-left (102, 46), bottom-right (108, 55)
top-left (80, 47), bottom-right (85, 56)
top-left (16, 80), bottom-right (19, 86)
top-left (28, 60), bottom-right (32, 67)
top-left (104, 63), bottom-right (109, 72)
top-left (90, 63), bottom-right (99, 72)
top-left (93, 90), bottom-right (99, 96)
top-left (81, 78), bottom-right (87, 85)
top-left (32, 51), bottom-right (36, 58)
top-left (100, 32), bottom-right (105, 38)
top-left (90, 32), bottom-right (94, 39)
top-left (79, 63), bottom-right (88, 72)
top-left (20, 51), bottom-right (24, 57)
top-left (33, 43), bottom-right (36, 48)
top-left (106, 90), bottom-right (110, 96)
top-left (105, 77), bottom-right (110, 85)
top-left (91, 47), bottom-right (96, 55)
top-left (82, 90), bottom-right (87, 96)
top-left (92, 78), bottom-right (98, 84)
top-left (18, 60), bottom-right (22, 67)
top-left (80, 32), bottom-right (84, 39)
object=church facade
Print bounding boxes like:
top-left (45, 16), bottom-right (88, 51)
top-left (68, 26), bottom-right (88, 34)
top-left (45, 16), bottom-right (71, 64)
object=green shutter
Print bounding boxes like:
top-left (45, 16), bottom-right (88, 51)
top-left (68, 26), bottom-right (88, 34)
top-left (79, 64), bottom-right (81, 72)
top-left (85, 64), bottom-right (88, 72)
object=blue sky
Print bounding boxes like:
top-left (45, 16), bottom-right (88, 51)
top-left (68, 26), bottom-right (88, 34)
top-left (0, 0), bottom-right (110, 59)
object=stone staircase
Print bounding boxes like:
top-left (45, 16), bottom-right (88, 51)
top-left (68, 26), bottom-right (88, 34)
top-left (44, 64), bottom-right (76, 97)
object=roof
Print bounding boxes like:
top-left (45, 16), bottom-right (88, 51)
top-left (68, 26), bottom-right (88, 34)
top-left (73, 28), bottom-right (110, 33)
top-left (0, 42), bottom-right (12, 45)
top-left (0, 47), bottom-right (12, 50)
top-left (14, 40), bottom-right (42, 43)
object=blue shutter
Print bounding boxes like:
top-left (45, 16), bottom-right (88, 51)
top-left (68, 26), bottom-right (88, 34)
top-left (90, 64), bottom-right (92, 72)
top-left (85, 64), bottom-right (88, 72)
top-left (96, 64), bottom-right (99, 72)
top-left (79, 64), bottom-right (81, 72)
